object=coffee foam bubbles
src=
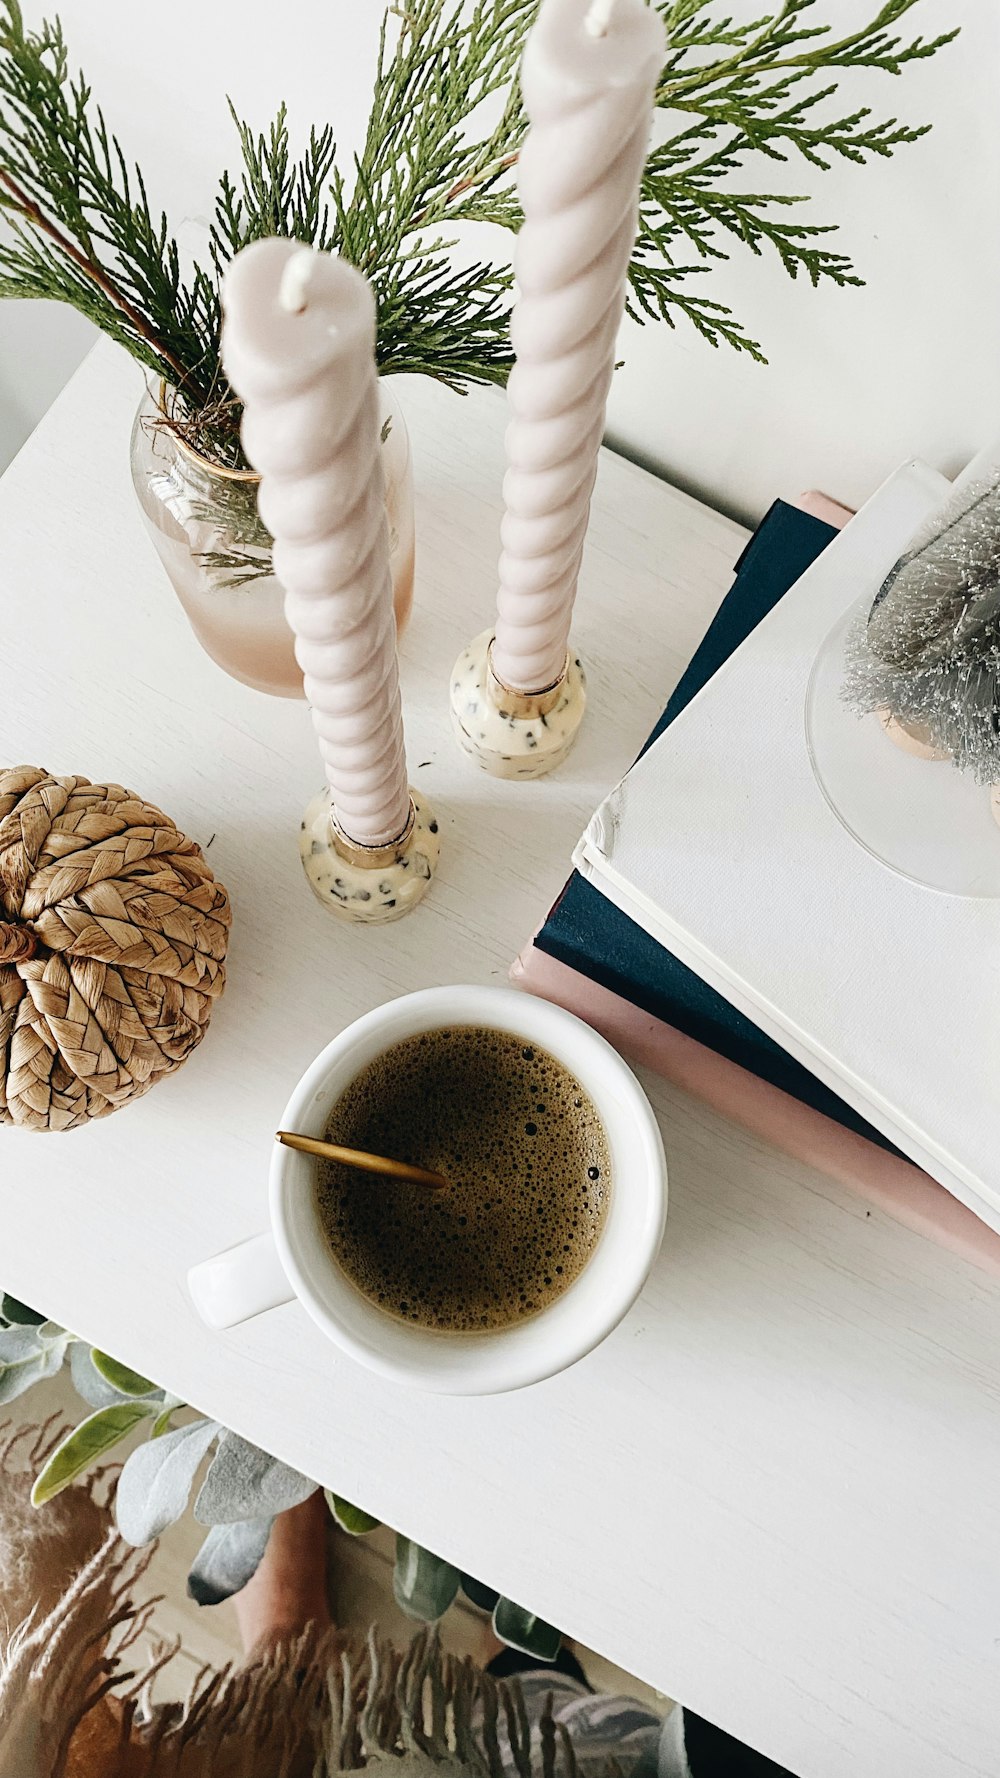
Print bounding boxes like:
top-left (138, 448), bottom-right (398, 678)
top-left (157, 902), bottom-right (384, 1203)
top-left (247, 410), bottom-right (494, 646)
top-left (315, 1026), bottom-right (610, 1332)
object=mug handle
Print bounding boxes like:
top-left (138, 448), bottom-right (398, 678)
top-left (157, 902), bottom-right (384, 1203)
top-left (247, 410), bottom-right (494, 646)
top-left (188, 1232), bottom-right (294, 1330)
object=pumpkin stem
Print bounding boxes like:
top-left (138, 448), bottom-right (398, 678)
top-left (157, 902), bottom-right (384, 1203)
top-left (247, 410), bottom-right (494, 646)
top-left (0, 920), bottom-right (38, 965)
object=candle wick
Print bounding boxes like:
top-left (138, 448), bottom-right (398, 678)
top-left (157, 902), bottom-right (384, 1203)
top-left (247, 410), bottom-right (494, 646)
top-left (279, 247), bottom-right (319, 314)
top-left (583, 0), bottom-right (617, 35)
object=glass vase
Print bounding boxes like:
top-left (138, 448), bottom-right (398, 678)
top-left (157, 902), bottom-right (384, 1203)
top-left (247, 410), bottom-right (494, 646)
top-left (129, 378), bottom-right (415, 699)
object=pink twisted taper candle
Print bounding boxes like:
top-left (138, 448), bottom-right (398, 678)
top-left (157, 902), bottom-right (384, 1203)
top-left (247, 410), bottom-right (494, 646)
top-left (222, 239), bottom-right (439, 923)
top-left (223, 239), bottom-right (409, 847)
top-left (489, 0), bottom-right (665, 696)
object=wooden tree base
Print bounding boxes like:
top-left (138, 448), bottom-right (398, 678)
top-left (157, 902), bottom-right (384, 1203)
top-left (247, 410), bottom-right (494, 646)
top-left (876, 707), bottom-right (951, 762)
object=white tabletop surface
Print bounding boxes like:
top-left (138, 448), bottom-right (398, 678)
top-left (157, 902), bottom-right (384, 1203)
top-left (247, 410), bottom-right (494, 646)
top-left (3, 340), bottom-right (1000, 1778)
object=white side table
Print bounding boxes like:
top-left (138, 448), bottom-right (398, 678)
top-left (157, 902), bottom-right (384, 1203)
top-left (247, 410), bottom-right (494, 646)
top-left (3, 341), bottom-right (1000, 1778)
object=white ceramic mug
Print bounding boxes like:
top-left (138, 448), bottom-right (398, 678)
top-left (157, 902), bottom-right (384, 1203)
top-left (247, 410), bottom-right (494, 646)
top-left (187, 986), bottom-right (666, 1394)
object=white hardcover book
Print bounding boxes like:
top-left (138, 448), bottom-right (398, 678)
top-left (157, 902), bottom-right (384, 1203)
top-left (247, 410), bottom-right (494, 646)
top-left (574, 461), bottom-right (1000, 1233)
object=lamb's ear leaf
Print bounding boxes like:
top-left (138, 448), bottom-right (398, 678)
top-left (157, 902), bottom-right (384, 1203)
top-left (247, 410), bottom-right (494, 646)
top-left (193, 1431), bottom-right (316, 1526)
top-left (115, 1418), bottom-right (220, 1544)
top-left (187, 1517), bottom-right (275, 1606)
top-left (0, 1346), bottom-right (65, 1405)
top-left (0, 1328), bottom-right (67, 1405)
top-left (31, 1402), bottom-right (157, 1506)
top-left (71, 1343), bottom-right (127, 1410)
top-left (0, 1325), bottom-right (45, 1364)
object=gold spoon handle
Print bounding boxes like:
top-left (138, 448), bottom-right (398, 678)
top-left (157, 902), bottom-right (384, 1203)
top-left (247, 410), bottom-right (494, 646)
top-left (276, 1130), bottom-right (447, 1191)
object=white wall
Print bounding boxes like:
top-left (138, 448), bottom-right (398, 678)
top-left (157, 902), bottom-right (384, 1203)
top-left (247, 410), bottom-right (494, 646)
top-left (0, 298), bottom-right (93, 469)
top-left (606, 0), bottom-right (999, 523)
top-left (1, 0), bottom-right (995, 521)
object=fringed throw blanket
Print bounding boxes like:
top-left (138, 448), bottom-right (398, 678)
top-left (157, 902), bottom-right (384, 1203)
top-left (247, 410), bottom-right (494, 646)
top-left (0, 1424), bottom-right (610, 1778)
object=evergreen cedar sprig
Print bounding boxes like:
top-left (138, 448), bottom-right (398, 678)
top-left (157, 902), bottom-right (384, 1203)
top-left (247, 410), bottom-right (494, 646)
top-left (636, 0), bottom-right (956, 352)
top-left (0, 0), bottom-right (956, 466)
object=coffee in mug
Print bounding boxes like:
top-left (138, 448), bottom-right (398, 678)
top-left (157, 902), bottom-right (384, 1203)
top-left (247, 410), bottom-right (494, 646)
top-left (315, 1026), bottom-right (610, 1332)
top-left (188, 985), bottom-right (666, 1395)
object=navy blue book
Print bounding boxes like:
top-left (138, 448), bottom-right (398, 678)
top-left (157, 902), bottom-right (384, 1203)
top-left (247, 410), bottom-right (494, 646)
top-left (533, 499), bottom-right (899, 1155)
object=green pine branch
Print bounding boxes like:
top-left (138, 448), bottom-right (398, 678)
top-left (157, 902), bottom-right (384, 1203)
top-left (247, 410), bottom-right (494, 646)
top-left (0, 0), bottom-right (957, 457)
top-left (629, 0), bottom-right (958, 356)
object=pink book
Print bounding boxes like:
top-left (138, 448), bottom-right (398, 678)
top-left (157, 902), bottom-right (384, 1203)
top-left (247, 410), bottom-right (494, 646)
top-left (512, 490), bottom-right (1000, 1278)
top-left (511, 943), bottom-right (1000, 1276)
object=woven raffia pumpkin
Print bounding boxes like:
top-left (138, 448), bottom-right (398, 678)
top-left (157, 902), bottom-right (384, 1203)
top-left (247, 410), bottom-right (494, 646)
top-left (0, 766), bottom-right (231, 1131)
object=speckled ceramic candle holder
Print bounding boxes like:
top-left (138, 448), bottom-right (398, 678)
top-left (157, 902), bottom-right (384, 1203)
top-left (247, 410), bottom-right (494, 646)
top-left (450, 629), bottom-right (586, 780)
top-left (300, 787), bottom-right (440, 924)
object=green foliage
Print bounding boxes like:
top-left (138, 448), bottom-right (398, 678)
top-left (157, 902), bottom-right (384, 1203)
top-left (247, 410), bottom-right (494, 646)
top-left (325, 1490), bottom-right (382, 1536)
top-left (393, 1534), bottom-right (462, 1622)
top-left (188, 1515), bottom-right (274, 1606)
top-left (116, 1417), bottom-right (221, 1543)
top-left (69, 1340), bottom-right (163, 1411)
top-left (0, 1289), bottom-right (559, 1650)
top-left (31, 1400), bottom-right (158, 1504)
top-left (0, 1292), bottom-right (45, 1325)
top-left (492, 1597), bottom-right (562, 1661)
top-left (0, 0), bottom-right (530, 464)
top-left (151, 1400), bottom-right (182, 1437)
top-left (461, 1572), bottom-right (501, 1612)
top-left (0, 0), bottom-right (217, 398)
top-left (634, 0), bottom-right (957, 357)
top-left (193, 1430), bottom-right (316, 1524)
top-left (91, 1349), bottom-right (159, 1396)
top-left (323, 0), bottom-right (529, 389)
top-left (0, 0), bottom-right (954, 461)
top-left (0, 1319), bottom-right (69, 1403)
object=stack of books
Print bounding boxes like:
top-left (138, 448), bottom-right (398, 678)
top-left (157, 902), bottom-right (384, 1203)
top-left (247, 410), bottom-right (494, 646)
top-left (514, 466), bottom-right (1000, 1273)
